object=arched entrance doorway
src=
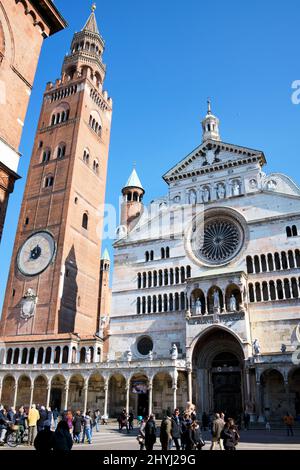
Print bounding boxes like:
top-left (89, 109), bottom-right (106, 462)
top-left (129, 373), bottom-right (149, 417)
top-left (211, 352), bottom-right (242, 417)
top-left (192, 327), bottom-right (245, 419)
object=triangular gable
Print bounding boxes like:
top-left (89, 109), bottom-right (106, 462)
top-left (163, 139), bottom-right (266, 183)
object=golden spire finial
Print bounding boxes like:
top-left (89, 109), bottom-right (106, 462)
top-left (92, 3), bottom-right (96, 12)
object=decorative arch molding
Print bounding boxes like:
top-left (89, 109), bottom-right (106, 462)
top-left (189, 324), bottom-right (247, 366)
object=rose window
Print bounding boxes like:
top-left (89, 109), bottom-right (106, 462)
top-left (190, 214), bottom-right (245, 266)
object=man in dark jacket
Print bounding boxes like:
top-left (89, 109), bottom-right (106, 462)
top-left (145, 415), bottom-right (156, 451)
top-left (37, 406), bottom-right (48, 432)
top-left (72, 410), bottom-right (83, 443)
top-left (171, 409), bottom-right (182, 451)
top-left (52, 420), bottom-right (73, 451)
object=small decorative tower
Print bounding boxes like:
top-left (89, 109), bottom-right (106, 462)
top-left (121, 168), bottom-right (145, 231)
top-left (98, 248), bottom-right (111, 325)
top-left (201, 99), bottom-right (221, 142)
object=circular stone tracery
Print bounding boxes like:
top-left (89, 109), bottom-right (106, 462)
top-left (189, 212), bottom-right (245, 267)
top-left (200, 219), bottom-right (240, 262)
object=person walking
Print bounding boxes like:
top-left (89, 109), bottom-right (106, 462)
top-left (94, 409), bottom-right (101, 432)
top-left (52, 408), bottom-right (59, 430)
top-left (171, 409), bottom-right (182, 451)
top-left (34, 427), bottom-right (54, 451)
top-left (37, 406), bottom-right (48, 433)
top-left (210, 413), bottom-right (225, 450)
top-left (82, 411), bottom-right (93, 444)
top-left (221, 418), bottom-right (240, 451)
top-left (52, 420), bottom-right (73, 451)
top-left (14, 406), bottom-right (27, 442)
top-left (145, 414), bottom-right (156, 451)
top-left (72, 410), bottom-right (83, 443)
top-left (138, 416), bottom-right (148, 450)
top-left (160, 412), bottom-right (172, 451)
top-left (192, 420), bottom-right (205, 450)
top-left (28, 404), bottom-right (40, 446)
top-left (128, 411), bottom-right (134, 431)
top-left (0, 406), bottom-right (9, 446)
top-left (184, 419), bottom-right (196, 451)
top-left (283, 412), bottom-right (294, 436)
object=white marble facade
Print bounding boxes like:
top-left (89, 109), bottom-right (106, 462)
top-left (109, 108), bottom-right (300, 421)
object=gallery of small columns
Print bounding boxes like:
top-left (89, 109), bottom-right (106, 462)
top-left (1, 365), bottom-right (300, 419)
top-left (137, 283), bottom-right (244, 316)
top-left (0, 368), bottom-right (189, 419)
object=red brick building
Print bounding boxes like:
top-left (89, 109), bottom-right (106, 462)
top-left (0, 0), bottom-right (67, 242)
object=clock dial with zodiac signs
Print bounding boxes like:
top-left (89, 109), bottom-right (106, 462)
top-left (17, 231), bottom-right (56, 276)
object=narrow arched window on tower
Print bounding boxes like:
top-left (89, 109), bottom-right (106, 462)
top-left (82, 213), bottom-right (88, 230)
top-left (292, 225), bottom-right (298, 237)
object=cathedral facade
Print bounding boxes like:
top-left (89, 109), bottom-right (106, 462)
top-left (109, 104), bottom-right (300, 421)
top-left (0, 9), bottom-right (300, 424)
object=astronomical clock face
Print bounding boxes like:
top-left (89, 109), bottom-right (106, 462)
top-left (17, 231), bottom-right (56, 276)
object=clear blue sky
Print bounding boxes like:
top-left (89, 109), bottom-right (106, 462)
top-left (1, 0), bottom-right (300, 312)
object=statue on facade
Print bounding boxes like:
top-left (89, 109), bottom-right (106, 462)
top-left (267, 180), bottom-right (276, 190)
top-left (253, 339), bottom-right (261, 355)
top-left (195, 298), bottom-right (202, 315)
top-left (229, 294), bottom-right (237, 312)
top-left (213, 289), bottom-right (220, 310)
top-left (86, 348), bottom-right (91, 363)
top-left (171, 344), bottom-right (178, 360)
top-left (202, 187), bottom-right (210, 203)
top-left (189, 190), bottom-right (197, 205)
top-left (217, 184), bottom-right (225, 199)
top-left (232, 181), bottom-right (241, 196)
top-left (148, 350), bottom-right (153, 361)
top-left (20, 288), bottom-right (38, 321)
top-left (126, 350), bottom-right (132, 362)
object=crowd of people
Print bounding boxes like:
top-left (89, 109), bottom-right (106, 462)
top-left (0, 403), bottom-right (106, 449)
top-left (0, 401), bottom-right (297, 451)
top-left (136, 403), bottom-right (240, 451)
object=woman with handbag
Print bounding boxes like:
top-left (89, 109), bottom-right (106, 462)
top-left (221, 418), bottom-right (240, 451)
top-left (192, 420), bottom-right (205, 450)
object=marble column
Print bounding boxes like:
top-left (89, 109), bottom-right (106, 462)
top-left (187, 369), bottom-right (193, 403)
top-left (148, 379), bottom-right (153, 416)
top-left (64, 385), bottom-right (69, 411)
top-left (46, 385), bottom-right (51, 409)
top-left (83, 383), bottom-right (88, 415)
top-left (13, 384), bottom-right (18, 409)
top-left (29, 385), bottom-right (34, 409)
top-left (125, 378), bottom-right (130, 414)
top-left (103, 380), bottom-right (109, 418)
top-left (172, 384), bottom-right (177, 411)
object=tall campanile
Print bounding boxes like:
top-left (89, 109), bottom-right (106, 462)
top-left (0, 7), bottom-right (112, 337)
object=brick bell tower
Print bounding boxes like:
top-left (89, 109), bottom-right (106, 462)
top-left (0, 6), bottom-right (112, 337)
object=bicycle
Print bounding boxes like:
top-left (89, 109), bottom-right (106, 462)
top-left (5, 424), bottom-right (28, 448)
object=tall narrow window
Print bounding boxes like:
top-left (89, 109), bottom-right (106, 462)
top-left (82, 213), bottom-right (88, 230)
top-left (292, 225), bottom-right (298, 237)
